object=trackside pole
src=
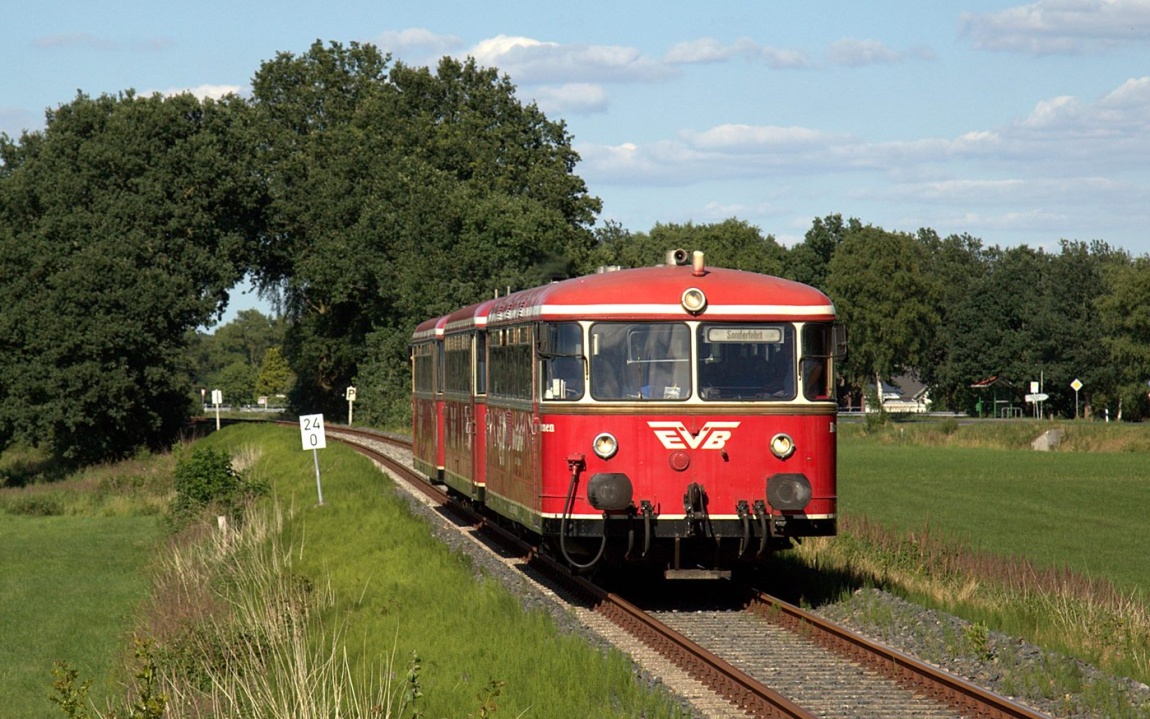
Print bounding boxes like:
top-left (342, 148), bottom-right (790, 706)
top-left (312, 448), bottom-right (324, 505)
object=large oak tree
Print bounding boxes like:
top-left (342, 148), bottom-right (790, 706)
top-left (0, 91), bottom-right (263, 463)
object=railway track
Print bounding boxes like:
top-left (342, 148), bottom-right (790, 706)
top-left (328, 425), bottom-right (1053, 719)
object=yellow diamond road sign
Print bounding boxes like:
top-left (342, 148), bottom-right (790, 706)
top-left (1071, 378), bottom-right (1083, 391)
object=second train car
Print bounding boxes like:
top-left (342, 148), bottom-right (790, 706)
top-left (411, 251), bottom-right (845, 578)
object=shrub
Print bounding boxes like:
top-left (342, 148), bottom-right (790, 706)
top-left (174, 447), bottom-right (238, 507)
top-left (7, 494), bottom-right (65, 516)
top-left (170, 447), bottom-right (266, 526)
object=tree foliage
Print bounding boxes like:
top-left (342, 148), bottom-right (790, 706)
top-left (5, 39), bottom-right (1150, 469)
top-left (594, 219), bottom-right (786, 275)
top-left (0, 91), bottom-right (263, 463)
top-left (247, 41), bottom-right (601, 424)
top-left (824, 224), bottom-right (939, 392)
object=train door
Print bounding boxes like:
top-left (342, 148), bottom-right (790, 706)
top-left (442, 331), bottom-right (475, 497)
top-left (472, 330), bottom-right (488, 498)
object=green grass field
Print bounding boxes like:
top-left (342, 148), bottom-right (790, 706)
top-left (153, 423), bottom-right (687, 718)
top-left (4, 418), bottom-right (1150, 717)
top-left (0, 514), bottom-right (160, 718)
top-left (838, 434), bottom-right (1150, 593)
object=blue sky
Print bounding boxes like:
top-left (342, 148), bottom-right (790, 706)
top-left (4, 1), bottom-right (1150, 323)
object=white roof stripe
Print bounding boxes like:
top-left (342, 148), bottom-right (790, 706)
top-left (490, 302), bottom-right (836, 321)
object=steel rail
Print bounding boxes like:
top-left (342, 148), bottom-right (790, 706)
top-left (327, 426), bottom-right (813, 718)
top-left (324, 425), bottom-right (1051, 719)
top-left (748, 593), bottom-right (1053, 719)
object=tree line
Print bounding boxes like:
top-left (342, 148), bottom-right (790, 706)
top-left (1, 40), bottom-right (1147, 466)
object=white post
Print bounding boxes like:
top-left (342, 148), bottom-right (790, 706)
top-left (313, 448), bottom-right (324, 505)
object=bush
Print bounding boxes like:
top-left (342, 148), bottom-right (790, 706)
top-left (174, 447), bottom-right (239, 507)
top-left (7, 494), bottom-right (65, 516)
top-left (171, 447), bottom-right (266, 525)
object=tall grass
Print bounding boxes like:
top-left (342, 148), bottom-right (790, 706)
top-left (132, 424), bottom-right (687, 719)
top-left (144, 497), bottom-right (422, 718)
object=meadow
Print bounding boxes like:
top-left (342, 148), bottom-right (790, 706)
top-left (1, 425), bottom-right (687, 719)
top-left (3, 417), bottom-right (1149, 717)
top-left (839, 437), bottom-right (1150, 591)
top-left (802, 417), bottom-right (1150, 686)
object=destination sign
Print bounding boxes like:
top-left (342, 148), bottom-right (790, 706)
top-left (706, 327), bottom-right (783, 343)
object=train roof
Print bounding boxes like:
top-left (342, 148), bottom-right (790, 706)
top-left (411, 314), bottom-right (448, 342)
top-left (487, 264), bottom-right (836, 325)
top-left (444, 299), bottom-right (497, 333)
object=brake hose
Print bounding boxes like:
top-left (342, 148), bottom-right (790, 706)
top-left (559, 465), bottom-right (608, 570)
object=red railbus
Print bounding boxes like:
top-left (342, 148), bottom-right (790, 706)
top-left (413, 251), bottom-right (845, 577)
top-left (410, 314), bottom-right (447, 481)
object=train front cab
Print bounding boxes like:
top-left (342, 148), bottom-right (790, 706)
top-left (411, 315), bottom-right (447, 482)
top-left (534, 316), bottom-right (845, 578)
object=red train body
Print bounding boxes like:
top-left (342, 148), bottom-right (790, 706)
top-left (412, 252), bottom-right (844, 578)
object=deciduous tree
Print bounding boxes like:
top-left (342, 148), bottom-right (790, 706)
top-left (0, 91), bottom-right (263, 463)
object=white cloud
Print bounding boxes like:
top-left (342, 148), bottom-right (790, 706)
top-left (163, 84), bottom-right (245, 101)
top-left (530, 83), bottom-right (609, 115)
top-left (663, 38), bottom-right (813, 69)
top-left (578, 76), bottom-right (1150, 186)
top-left (467, 34), bottom-right (674, 85)
top-left (684, 124), bottom-right (840, 152)
top-left (665, 37), bottom-right (740, 63)
top-left (961, 0), bottom-right (1150, 54)
top-left (375, 28), bottom-right (463, 58)
top-left (827, 38), bottom-right (902, 66)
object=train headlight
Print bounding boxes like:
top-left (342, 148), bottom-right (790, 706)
top-left (588, 473), bottom-right (633, 510)
top-left (769, 433), bottom-right (795, 460)
top-left (767, 473), bottom-right (812, 510)
top-left (681, 287), bottom-right (707, 314)
top-left (592, 432), bottom-right (619, 460)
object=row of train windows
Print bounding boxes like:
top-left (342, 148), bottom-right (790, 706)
top-left (413, 321), bottom-right (835, 402)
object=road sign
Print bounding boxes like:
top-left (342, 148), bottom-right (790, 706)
top-left (299, 414), bottom-right (327, 450)
top-left (346, 386), bottom-right (357, 401)
top-left (1024, 393), bottom-right (1049, 403)
top-left (1071, 378), bottom-right (1083, 391)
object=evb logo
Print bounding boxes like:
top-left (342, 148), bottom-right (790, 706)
top-left (648, 421), bottom-right (740, 450)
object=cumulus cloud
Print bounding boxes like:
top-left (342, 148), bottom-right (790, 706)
top-left (374, 28), bottom-right (463, 59)
top-left (530, 83), bottom-right (610, 115)
top-left (663, 37), bottom-right (814, 68)
top-left (162, 84), bottom-right (246, 101)
top-left (468, 34), bottom-right (674, 84)
top-left (960, 0), bottom-right (1150, 54)
top-left (578, 76), bottom-right (1150, 186)
top-left (827, 38), bottom-right (902, 66)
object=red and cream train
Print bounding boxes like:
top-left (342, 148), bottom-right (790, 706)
top-left (411, 251), bottom-right (845, 578)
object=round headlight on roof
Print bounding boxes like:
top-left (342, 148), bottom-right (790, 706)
top-left (681, 287), bottom-right (707, 314)
top-left (593, 432), bottom-right (619, 460)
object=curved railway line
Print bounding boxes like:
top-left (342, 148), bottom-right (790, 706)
top-left (327, 425), bottom-right (1054, 719)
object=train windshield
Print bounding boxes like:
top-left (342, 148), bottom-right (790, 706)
top-left (590, 323), bottom-right (691, 400)
top-left (697, 324), bottom-right (796, 401)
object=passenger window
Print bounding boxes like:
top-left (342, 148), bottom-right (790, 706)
top-left (590, 323), bottom-right (690, 401)
top-left (541, 322), bottom-right (584, 401)
top-left (696, 325), bottom-right (795, 401)
top-left (800, 323), bottom-right (834, 401)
